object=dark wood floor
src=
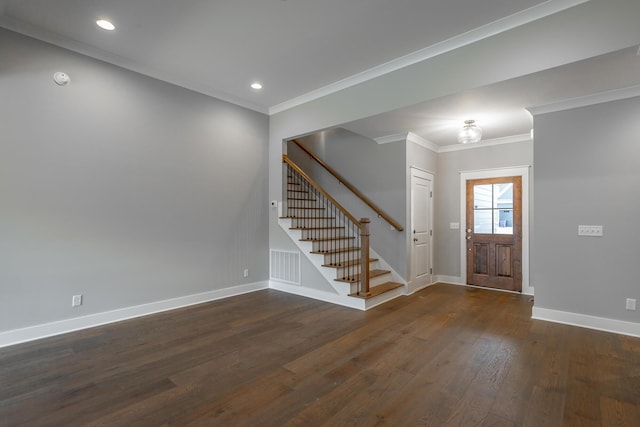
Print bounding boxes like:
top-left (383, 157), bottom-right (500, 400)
top-left (1, 283), bottom-right (639, 426)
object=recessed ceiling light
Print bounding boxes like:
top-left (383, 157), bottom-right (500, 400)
top-left (251, 82), bottom-right (263, 90)
top-left (96, 19), bottom-right (115, 31)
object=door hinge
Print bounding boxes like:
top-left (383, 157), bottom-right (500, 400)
top-left (430, 268), bottom-right (433, 274)
top-left (430, 191), bottom-right (433, 198)
top-left (430, 230), bottom-right (433, 236)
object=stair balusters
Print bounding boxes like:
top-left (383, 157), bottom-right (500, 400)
top-left (284, 156), bottom-right (370, 295)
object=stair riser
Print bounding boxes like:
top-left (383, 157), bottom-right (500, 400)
top-left (286, 207), bottom-right (326, 217)
top-left (349, 273), bottom-right (393, 294)
top-left (299, 229), bottom-right (347, 239)
top-left (321, 251), bottom-right (361, 266)
top-left (287, 200), bottom-right (323, 208)
top-left (289, 218), bottom-right (336, 228)
top-left (310, 239), bottom-right (355, 252)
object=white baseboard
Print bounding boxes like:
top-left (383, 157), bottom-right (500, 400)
top-left (0, 281), bottom-right (269, 348)
top-left (532, 306), bottom-right (640, 338)
top-left (269, 280), bottom-right (365, 310)
top-left (436, 275), bottom-right (465, 285)
top-left (405, 280), bottom-right (437, 295)
top-left (436, 276), bottom-right (534, 296)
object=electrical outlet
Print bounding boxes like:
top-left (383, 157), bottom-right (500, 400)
top-left (626, 298), bottom-right (636, 311)
top-left (578, 225), bottom-right (603, 237)
top-left (270, 200), bottom-right (278, 208)
top-left (243, 268), bottom-right (249, 278)
top-left (72, 294), bottom-right (82, 307)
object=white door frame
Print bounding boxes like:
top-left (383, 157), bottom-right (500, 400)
top-left (409, 167), bottom-right (434, 294)
top-left (460, 166), bottom-right (532, 295)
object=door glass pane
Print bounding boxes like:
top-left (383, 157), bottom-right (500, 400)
top-left (494, 183), bottom-right (513, 209)
top-left (473, 185), bottom-right (492, 209)
top-left (474, 209), bottom-right (493, 234)
top-left (472, 181), bottom-right (515, 235)
top-left (495, 209), bottom-right (513, 235)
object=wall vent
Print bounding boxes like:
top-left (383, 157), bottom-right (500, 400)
top-left (270, 250), bottom-right (300, 284)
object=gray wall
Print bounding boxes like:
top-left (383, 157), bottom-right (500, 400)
top-left (435, 142), bottom-right (533, 277)
top-left (289, 129), bottom-right (407, 277)
top-left (533, 96), bottom-right (640, 322)
top-left (0, 29), bottom-right (269, 332)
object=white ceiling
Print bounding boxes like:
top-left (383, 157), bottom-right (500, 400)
top-left (1, 0), bottom-right (639, 146)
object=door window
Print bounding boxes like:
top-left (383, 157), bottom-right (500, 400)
top-left (473, 183), bottom-right (513, 235)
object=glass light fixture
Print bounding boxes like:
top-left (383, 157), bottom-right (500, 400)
top-left (250, 82), bottom-right (263, 90)
top-left (457, 119), bottom-right (482, 144)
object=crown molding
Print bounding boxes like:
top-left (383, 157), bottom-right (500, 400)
top-left (439, 133), bottom-right (532, 153)
top-left (375, 132), bottom-right (531, 153)
top-left (269, 0), bottom-right (590, 115)
top-left (374, 132), bottom-right (440, 153)
top-left (406, 132), bottom-right (441, 153)
top-left (527, 84), bottom-right (640, 116)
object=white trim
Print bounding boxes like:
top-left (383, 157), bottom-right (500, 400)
top-left (0, 281), bottom-right (269, 348)
top-left (528, 85), bottom-right (640, 116)
top-left (405, 280), bottom-right (437, 296)
top-left (406, 133), bottom-right (441, 153)
top-left (439, 133), bottom-right (532, 153)
top-left (374, 133), bottom-right (407, 145)
top-left (459, 166), bottom-right (532, 295)
top-left (376, 132), bottom-right (440, 154)
top-left (375, 132), bottom-right (531, 154)
top-left (532, 307), bottom-right (640, 338)
top-left (269, 280), bottom-right (365, 310)
top-left (445, 280), bottom-right (533, 296)
top-left (436, 275), bottom-right (466, 286)
top-left (269, 0), bottom-right (589, 115)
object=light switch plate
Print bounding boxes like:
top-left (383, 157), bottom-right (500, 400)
top-left (450, 222), bottom-right (460, 230)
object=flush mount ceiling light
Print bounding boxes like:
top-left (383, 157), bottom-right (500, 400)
top-left (457, 119), bottom-right (483, 144)
top-left (250, 82), bottom-right (263, 90)
top-left (96, 19), bottom-right (115, 31)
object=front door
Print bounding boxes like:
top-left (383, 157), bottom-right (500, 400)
top-left (466, 176), bottom-right (522, 292)
top-left (411, 169), bottom-right (433, 288)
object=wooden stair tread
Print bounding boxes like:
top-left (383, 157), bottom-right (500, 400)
top-left (287, 189), bottom-right (308, 193)
top-left (287, 207), bottom-right (324, 210)
top-left (349, 282), bottom-right (404, 299)
top-left (335, 269), bottom-right (390, 283)
top-left (300, 236), bottom-right (354, 242)
top-left (322, 258), bottom-right (378, 268)
top-left (310, 247), bottom-right (360, 255)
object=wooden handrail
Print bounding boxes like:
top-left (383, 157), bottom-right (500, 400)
top-left (291, 139), bottom-right (404, 231)
top-left (283, 155), bottom-right (360, 226)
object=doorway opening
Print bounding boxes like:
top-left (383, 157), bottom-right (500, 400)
top-left (460, 167), bottom-right (532, 295)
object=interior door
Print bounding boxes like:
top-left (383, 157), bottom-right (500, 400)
top-left (466, 176), bottom-right (522, 292)
top-left (411, 169), bottom-right (433, 288)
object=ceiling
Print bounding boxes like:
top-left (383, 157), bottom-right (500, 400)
top-left (1, 0), bottom-right (639, 146)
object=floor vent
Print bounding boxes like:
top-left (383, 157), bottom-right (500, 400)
top-left (270, 250), bottom-right (300, 284)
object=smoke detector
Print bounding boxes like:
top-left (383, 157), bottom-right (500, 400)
top-left (53, 72), bottom-right (71, 86)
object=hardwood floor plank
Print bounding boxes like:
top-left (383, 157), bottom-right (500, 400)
top-left (2, 284), bottom-right (640, 426)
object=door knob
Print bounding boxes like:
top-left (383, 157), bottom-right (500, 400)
top-left (466, 228), bottom-right (473, 233)
top-left (466, 236), bottom-right (472, 240)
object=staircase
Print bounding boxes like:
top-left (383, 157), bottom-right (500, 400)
top-left (277, 155), bottom-right (404, 310)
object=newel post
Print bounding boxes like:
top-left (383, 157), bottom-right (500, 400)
top-left (359, 218), bottom-right (371, 296)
